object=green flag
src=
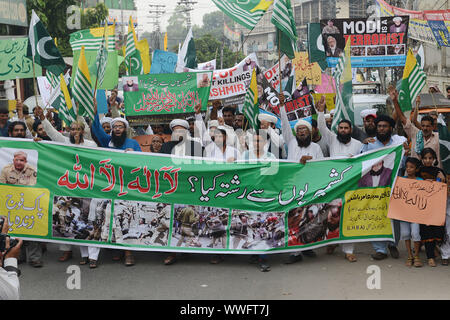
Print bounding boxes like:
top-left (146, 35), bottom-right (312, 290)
top-left (73, 46), bottom-right (95, 120)
top-left (125, 16), bottom-right (143, 76)
top-left (212, 0), bottom-right (273, 30)
top-left (176, 28), bottom-right (197, 72)
top-left (95, 23), bottom-right (109, 88)
top-left (307, 23), bottom-right (328, 71)
top-left (398, 49), bottom-right (427, 112)
top-left (27, 10), bottom-right (66, 77)
top-left (58, 73), bottom-right (76, 125)
top-left (271, 0), bottom-right (298, 59)
top-left (243, 69), bottom-right (260, 130)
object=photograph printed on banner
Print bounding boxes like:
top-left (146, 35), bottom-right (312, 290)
top-left (171, 204), bottom-right (230, 249)
top-left (288, 199), bottom-right (342, 246)
top-left (122, 76), bottom-right (139, 92)
top-left (358, 152), bottom-right (396, 188)
top-left (52, 196), bottom-right (111, 242)
top-left (0, 148), bottom-right (38, 187)
top-left (230, 210), bottom-right (285, 250)
top-left (112, 200), bottom-right (171, 246)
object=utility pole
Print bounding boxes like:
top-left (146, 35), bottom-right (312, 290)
top-left (177, 0), bottom-right (198, 29)
top-left (149, 4), bottom-right (166, 50)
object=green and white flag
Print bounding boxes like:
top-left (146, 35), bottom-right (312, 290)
top-left (271, 0), bottom-right (298, 59)
top-left (58, 73), bottom-right (76, 125)
top-left (243, 69), bottom-right (260, 130)
top-left (331, 38), bottom-right (353, 133)
top-left (398, 49), bottom-right (427, 112)
top-left (307, 23), bottom-right (327, 71)
top-left (125, 16), bottom-right (143, 76)
top-left (212, 0), bottom-right (273, 30)
top-left (72, 46), bottom-right (95, 120)
top-left (176, 27), bottom-right (197, 72)
top-left (27, 10), bottom-right (66, 77)
top-left (95, 23), bottom-right (109, 88)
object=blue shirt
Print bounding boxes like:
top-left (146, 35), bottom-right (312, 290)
top-left (92, 114), bottom-right (141, 152)
top-left (0, 121), bottom-right (11, 137)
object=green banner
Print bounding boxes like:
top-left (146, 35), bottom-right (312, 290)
top-left (124, 72), bottom-right (212, 117)
top-left (0, 139), bottom-right (403, 253)
top-left (0, 38), bottom-right (42, 80)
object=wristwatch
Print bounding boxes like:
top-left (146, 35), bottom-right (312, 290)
top-left (3, 265), bottom-right (21, 277)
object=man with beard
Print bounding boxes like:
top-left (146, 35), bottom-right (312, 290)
top-left (317, 96), bottom-right (362, 157)
top-left (325, 36), bottom-right (343, 57)
top-left (316, 96), bottom-right (362, 261)
top-left (160, 118), bottom-right (203, 157)
top-left (360, 113), bottom-right (406, 261)
top-left (92, 113), bottom-right (141, 151)
top-left (242, 57), bottom-right (257, 72)
top-left (279, 94), bottom-right (323, 164)
top-left (32, 120), bottom-right (51, 141)
top-left (352, 109), bottom-right (378, 143)
top-left (35, 107), bottom-right (97, 147)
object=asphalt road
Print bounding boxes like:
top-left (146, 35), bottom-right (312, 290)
top-left (18, 241), bottom-right (450, 300)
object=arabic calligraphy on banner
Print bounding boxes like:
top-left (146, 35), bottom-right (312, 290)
top-left (292, 52), bottom-right (322, 85)
top-left (123, 71), bottom-right (212, 116)
top-left (0, 38), bottom-right (42, 81)
top-left (0, 139), bottom-right (403, 253)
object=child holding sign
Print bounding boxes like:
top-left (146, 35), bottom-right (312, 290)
top-left (418, 148), bottom-right (447, 267)
top-left (400, 157), bottom-right (423, 267)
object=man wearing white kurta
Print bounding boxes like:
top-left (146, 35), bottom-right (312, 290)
top-left (316, 95), bottom-right (362, 262)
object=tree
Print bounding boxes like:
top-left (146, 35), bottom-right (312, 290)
top-left (195, 34), bottom-right (245, 69)
top-left (26, 0), bottom-right (108, 57)
top-left (166, 5), bottom-right (188, 51)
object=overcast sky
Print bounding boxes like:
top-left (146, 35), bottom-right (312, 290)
top-left (136, 0), bottom-right (213, 34)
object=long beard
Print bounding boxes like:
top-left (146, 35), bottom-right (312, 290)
top-left (376, 130), bottom-right (392, 143)
top-left (365, 126), bottom-right (377, 137)
top-left (370, 166), bottom-right (384, 176)
top-left (337, 132), bottom-right (351, 144)
top-left (296, 135), bottom-right (311, 148)
top-left (111, 131), bottom-right (127, 147)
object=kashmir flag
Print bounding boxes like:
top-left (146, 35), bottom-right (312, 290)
top-left (271, 0), bottom-right (298, 59)
top-left (95, 22), bottom-right (108, 89)
top-left (243, 68), bottom-right (260, 130)
top-left (398, 49), bottom-right (427, 112)
top-left (58, 74), bottom-right (76, 125)
top-left (27, 10), bottom-right (66, 77)
top-left (137, 39), bottom-right (151, 74)
top-left (331, 38), bottom-right (353, 132)
top-left (176, 27), bottom-right (197, 72)
top-left (125, 16), bottom-right (143, 75)
top-left (213, 0), bottom-right (273, 30)
top-left (70, 24), bottom-right (119, 89)
top-left (307, 23), bottom-right (327, 71)
top-left (72, 46), bottom-right (95, 120)
top-left (164, 32), bottom-right (168, 51)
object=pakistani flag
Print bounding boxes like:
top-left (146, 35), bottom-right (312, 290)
top-left (58, 74), bottom-right (76, 125)
top-left (331, 38), bottom-right (353, 133)
top-left (125, 16), bottom-right (143, 76)
top-left (243, 68), bottom-right (260, 130)
top-left (27, 10), bottom-right (66, 77)
top-left (73, 46), bottom-right (95, 120)
top-left (271, 0), bottom-right (298, 60)
top-left (176, 28), bottom-right (197, 72)
top-left (307, 23), bottom-right (327, 71)
top-left (212, 0), bottom-right (273, 30)
top-left (438, 124), bottom-right (450, 174)
top-left (69, 25), bottom-right (119, 89)
top-left (398, 49), bottom-right (427, 112)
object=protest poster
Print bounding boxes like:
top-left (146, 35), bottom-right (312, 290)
top-left (0, 138), bottom-right (402, 253)
top-left (183, 53), bottom-right (258, 101)
top-left (264, 55), bottom-right (294, 92)
top-left (0, 38), bottom-right (42, 80)
top-left (387, 177), bottom-right (448, 226)
top-left (150, 49), bottom-right (178, 74)
top-left (292, 52), bottom-right (322, 85)
top-left (198, 59), bottom-right (216, 71)
top-left (423, 11), bottom-right (450, 47)
top-left (312, 93), bottom-right (335, 111)
top-left (320, 16), bottom-right (409, 68)
top-left (123, 71), bottom-right (212, 124)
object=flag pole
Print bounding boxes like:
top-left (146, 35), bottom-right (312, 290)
top-left (278, 29), bottom-right (282, 95)
top-left (31, 57), bottom-right (39, 108)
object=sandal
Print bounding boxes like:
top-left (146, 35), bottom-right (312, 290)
top-left (164, 254), bottom-right (177, 265)
top-left (413, 256), bottom-right (422, 268)
top-left (58, 251), bottom-right (72, 262)
top-left (427, 258), bottom-right (436, 267)
top-left (89, 259), bottom-right (97, 269)
top-left (405, 257), bottom-right (413, 267)
top-left (79, 257), bottom-right (89, 265)
top-left (345, 253), bottom-right (357, 262)
top-left (124, 254), bottom-right (135, 266)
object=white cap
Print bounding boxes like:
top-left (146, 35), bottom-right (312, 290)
top-left (258, 113), bottom-right (277, 124)
top-left (360, 108), bottom-right (377, 120)
top-left (294, 119), bottom-right (312, 133)
top-left (329, 109), bottom-right (336, 116)
top-left (324, 114), bottom-right (331, 120)
top-left (100, 117), bottom-right (112, 125)
top-left (169, 119), bottom-right (189, 130)
top-left (393, 16), bottom-right (402, 22)
top-left (208, 120), bottom-right (219, 129)
top-left (111, 117), bottom-right (129, 129)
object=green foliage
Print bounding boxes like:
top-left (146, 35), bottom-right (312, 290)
top-left (26, 0), bottom-right (108, 57)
